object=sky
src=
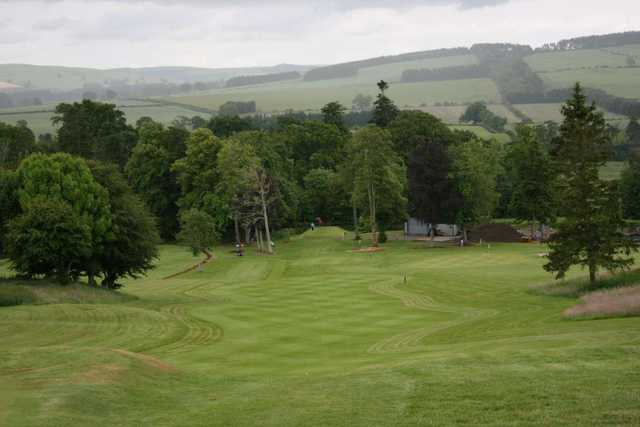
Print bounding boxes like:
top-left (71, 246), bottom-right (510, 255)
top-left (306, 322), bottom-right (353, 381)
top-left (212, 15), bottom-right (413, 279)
top-left (0, 0), bottom-right (638, 69)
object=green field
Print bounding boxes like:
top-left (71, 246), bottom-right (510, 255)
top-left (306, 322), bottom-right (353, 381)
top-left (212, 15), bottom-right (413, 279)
top-left (525, 46), bottom-right (639, 72)
top-left (3, 228), bottom-right (638, 425)
top-left (449, 124), bottom-right (512, 142)
top-left (0, 102), bottom-right (211, 136)
top-left (601, 161), bottom-right (627, 181)
top-left (171, 78), bottom-right (502, 113)
top-left (353, 54), bottom-right (478, 84)
top-left (540, 67), bottom-right (640, 99)
top-left (514, 103), bottom-right (628, 124)
top-left (0, 64), bottom-right (312, 91)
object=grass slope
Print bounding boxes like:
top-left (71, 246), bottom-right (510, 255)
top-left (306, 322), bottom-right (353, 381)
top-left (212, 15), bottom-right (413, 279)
top-left (1, 231), bottom-right (639, 425)
top-left (525, 46), bottom-right (639, 72)
top-left (170, 78), bottom-right (501, 113)
top-left (0, 102), bottom-right (211, 136)
top-left (541, 67), bottom-right (640, 99)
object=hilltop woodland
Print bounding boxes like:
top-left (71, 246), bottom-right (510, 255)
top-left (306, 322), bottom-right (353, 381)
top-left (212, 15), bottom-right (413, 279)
top-left (0, 81), bottom-right (638, 286)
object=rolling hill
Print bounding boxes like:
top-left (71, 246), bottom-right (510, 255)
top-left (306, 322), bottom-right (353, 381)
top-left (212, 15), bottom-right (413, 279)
top-left (1, 31), bottom-right (639, 128)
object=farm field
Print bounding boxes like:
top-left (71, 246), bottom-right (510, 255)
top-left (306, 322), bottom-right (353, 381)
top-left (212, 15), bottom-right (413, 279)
top-left (449, 124), bottom-right (512, 142)
top-left (170, 78), bottom-right (502, 113)
top-left (525, 46), bottom-right (639, 72)
top-left (540, 67), bottom-right (640, 99)
top-left (2, 227), bottom-right (639, 426)
top-left (514, 103), bottom-right (627, 124)
top-left (601, 161), bottom-right (627, 181)
top-left (352, 54), bottom-right (478, 84)
top-left (0, 102), bottom-right (211, 136)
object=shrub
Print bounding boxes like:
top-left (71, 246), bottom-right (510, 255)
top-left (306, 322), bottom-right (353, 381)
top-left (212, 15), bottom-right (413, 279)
top-left (378, 230), bottom-right (388, 244)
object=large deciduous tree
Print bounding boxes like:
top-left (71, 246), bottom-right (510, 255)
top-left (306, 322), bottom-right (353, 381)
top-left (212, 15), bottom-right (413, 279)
top-left (172, 128), bottom-right (227, 228)
top-left (7, 153), bottom-right (112, 284)
top-left (545, 84), bottom-right (635, 283)
top-left (450, 137), bottom-right (503, 240)
top-left (217, 138), bottom-right (261, 247)
top-left (178, 209), bottom-right (218, 261)
top-left (125, 120), bottom-right (188, 240)
top-left (321, 101), bottom-right (347, 133)
top-left (88, 161), bottom-right (159, 289)
top-left (0, 121), bottom-right (36, 168)
top-left (350, 126), bottom-right (407, 246)
top-left (53, 100), bottom-right (137, 168)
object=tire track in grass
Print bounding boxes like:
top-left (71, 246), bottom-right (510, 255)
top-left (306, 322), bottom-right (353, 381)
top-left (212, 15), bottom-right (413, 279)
top-left (367, 280), bottom-right (495, 354)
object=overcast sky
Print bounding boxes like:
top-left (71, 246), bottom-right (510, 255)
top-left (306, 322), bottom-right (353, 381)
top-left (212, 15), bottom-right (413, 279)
top-left (0, 0), bottom-right (638, 69)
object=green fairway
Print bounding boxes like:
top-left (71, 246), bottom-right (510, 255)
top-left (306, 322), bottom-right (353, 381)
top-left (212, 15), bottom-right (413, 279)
top-left (1, 228), bottom-right (639, 425)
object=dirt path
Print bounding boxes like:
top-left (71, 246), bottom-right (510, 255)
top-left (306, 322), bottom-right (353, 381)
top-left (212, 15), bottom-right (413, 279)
top-left (162, 249), bottom-right (215, 280)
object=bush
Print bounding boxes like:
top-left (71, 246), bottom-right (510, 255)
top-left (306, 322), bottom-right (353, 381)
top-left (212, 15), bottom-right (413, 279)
top-left (378, 230), bottom-right (388, 244)
top-left (0, 285), bottom-right (36, 307)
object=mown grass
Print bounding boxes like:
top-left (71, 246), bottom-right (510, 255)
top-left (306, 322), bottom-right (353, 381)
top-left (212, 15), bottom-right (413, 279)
top-left (1, 229), bottom-right (639, 426)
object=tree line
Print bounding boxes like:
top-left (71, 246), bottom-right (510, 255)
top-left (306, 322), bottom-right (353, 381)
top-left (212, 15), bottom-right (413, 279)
top-left (1, 82), bottom-right (639, 286)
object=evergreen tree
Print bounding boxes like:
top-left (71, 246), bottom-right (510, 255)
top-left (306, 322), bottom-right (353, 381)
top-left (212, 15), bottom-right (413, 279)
top-left (626, 117), bottom-right (640, 145)
top-left (545, 84), bottom-right (635, 283)
top-left (370, 80), bottom-right (399, 128)
top-left (508, 125), bottom-right (557, 237)
top-left (620, 153), bottom-right (640, 219)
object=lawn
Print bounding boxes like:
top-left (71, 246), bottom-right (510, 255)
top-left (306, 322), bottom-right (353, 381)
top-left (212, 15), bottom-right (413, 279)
top-left (1, 228), bottom-right (639, 426)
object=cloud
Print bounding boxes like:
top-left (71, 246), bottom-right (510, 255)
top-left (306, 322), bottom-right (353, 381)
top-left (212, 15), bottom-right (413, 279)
top-left (33, 17), bottom-right (74, 31)
top-left (2, 0), bottom-right (510, 10)
top-left (0, 0), bottom-right (637, 69)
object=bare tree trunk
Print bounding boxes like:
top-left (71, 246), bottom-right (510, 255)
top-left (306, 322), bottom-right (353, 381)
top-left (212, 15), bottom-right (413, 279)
top-left (256, 225), bottom-right (262, 252)
top-left (234, 212), bottom-right (241, 246)
top-left (259, 177), bottom-right (273, 254)
top-left (529, 221), bottom-right (534, 241)
top-left (368, 182), bottom-right (378, 247)
top-left (589, 263), bottom-right (597, 284)
top-left (352, 200), bottom-right (360, 241)
top-left (244, 226), bottom-right (251, 245)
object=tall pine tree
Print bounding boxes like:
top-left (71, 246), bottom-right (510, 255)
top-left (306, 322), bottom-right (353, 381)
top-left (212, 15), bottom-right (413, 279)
top-left (370, 80), bottom-right (399, 128)
top-left (545, 84), bottom-right (635, 283)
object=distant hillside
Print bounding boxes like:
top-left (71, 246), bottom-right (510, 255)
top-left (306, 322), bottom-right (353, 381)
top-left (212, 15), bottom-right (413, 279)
top-left (2, 30), bottom-right (639, 125)
top-left (0, 63), bottom-right (315, 91)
